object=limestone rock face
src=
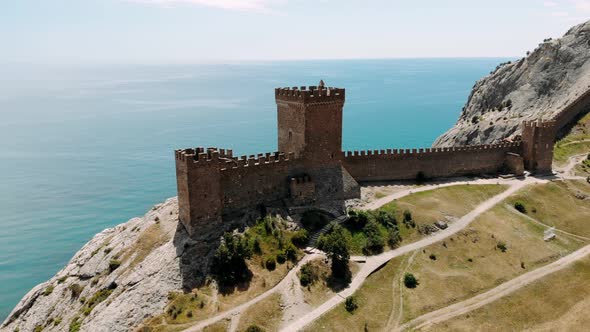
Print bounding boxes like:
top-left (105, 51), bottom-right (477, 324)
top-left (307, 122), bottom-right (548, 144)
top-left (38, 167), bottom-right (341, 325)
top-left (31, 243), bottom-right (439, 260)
top-left (0, 197), bottom-right (211, 332)
top-left (433, 20), bottom-right (590, 147)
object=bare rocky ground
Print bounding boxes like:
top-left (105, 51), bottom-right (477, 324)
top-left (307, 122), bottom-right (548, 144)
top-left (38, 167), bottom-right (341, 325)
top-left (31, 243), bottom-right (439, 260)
top-left (1, 198), bottom-right (187, 332)
top-left (434, 20), bottom-right (590, 147)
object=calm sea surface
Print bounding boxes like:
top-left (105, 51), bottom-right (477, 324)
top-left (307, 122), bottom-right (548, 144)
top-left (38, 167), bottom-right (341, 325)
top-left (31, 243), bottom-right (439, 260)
top-left (0, 58), bottom-right (509, 319)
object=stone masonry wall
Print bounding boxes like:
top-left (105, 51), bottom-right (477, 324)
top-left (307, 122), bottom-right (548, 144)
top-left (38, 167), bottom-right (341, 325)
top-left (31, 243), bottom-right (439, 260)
top-left (342, 143), bottom-right (522, 182)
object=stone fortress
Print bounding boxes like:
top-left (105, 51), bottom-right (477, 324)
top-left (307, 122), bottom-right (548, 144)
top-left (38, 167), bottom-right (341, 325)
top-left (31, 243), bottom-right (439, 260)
top-left (175, 82), bottom-right (558, 236)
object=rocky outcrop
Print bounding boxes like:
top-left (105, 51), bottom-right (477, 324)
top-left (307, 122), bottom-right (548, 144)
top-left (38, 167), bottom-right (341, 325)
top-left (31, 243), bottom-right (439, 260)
top-left (434, 20), bottom-right (590, 147)
top-left (0, 198), bottom-right (210, 332)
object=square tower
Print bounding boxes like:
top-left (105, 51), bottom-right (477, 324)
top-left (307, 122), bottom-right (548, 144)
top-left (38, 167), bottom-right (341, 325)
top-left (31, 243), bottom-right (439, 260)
top-left (275, 83), bottom-right (345, 162)
top-left (521, 120), bottom-right (557, 174)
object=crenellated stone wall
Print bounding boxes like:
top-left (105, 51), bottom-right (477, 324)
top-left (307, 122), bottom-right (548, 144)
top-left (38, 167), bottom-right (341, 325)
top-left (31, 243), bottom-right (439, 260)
top-left (175, 84), bottom-right (557, 237)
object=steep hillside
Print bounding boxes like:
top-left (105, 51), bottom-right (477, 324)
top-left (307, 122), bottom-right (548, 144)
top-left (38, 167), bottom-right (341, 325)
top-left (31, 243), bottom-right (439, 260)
top-left (434, 20), bottom-right (590, 147)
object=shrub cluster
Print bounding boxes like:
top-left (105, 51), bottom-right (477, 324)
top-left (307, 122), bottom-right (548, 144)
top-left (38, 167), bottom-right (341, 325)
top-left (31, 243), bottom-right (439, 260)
top-left (404, 273), bottom-right (419, 288)
top-left (212, 233), bottom-right (252, 285)
top-left (345, 296), bottom-right (358, 313)
top-left (514, 201), bottom-right (527, 214)
top-left (299, 262), bottom-right (319, 287)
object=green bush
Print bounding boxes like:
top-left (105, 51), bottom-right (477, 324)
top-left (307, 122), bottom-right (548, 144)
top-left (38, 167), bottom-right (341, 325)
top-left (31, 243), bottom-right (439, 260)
top-left (245, 325), bottom-right (264, 332)
top-left (291, 229), bottom-right (309, 247)
top-left (362, 220), bottom-right (384, 254)
top-left (69, 283), bottom-right (83, 298)
top-left (345, 296), bottom-right (358, 313)
top-left (497, 241), bottom-right (508, 252)
top-left (33, 325), bottom-right (43, 332)
top-left (514, 201), bottom-right (527, 214)
top-left (373, 210), bottom-right (397, 228)
top-left (276, 252), bottom-right (286, 264)
top-left (404, 273), bottom-right (419, 288)
top-left (348, 210), bottom-right (370, 230)
top-left (212, 232), bottom-right (252, 285)
top-left (265, 257), bottom-right (276, 271)
top-left (252, 237), bottom-right (262, 255)
top-left (299, 262), bottom-right (319, 287)
top-left (108, 260), bottom-right (121, 273)
top-left (403, 210), bottom-right (412, 222)
top-left (57, 276), bottom-right (68, 284)
top-left (43, 285), bottom-right (54, 296)
top-left (284, 243), bottom-right (298, 261)
top-left (317, 224), bottom-right (351, 279)
top-left (69, 317), bottom-right (81, 332)
top-left (387, 228), bottom-right (402, 248)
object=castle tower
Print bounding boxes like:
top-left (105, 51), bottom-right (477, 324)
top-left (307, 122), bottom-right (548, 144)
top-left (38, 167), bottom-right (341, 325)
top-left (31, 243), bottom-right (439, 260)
top-left (175, 147), bottom-right (223, 236)
top-left (275, 82), bottom-right (345, 162)
top-left (521, 120), bottom-right (557, 174)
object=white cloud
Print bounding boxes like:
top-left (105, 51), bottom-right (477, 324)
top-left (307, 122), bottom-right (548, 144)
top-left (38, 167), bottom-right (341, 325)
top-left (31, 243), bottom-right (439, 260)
top-left (573, 0), bottom-right (590, 11)
top-left (544, 1), bottom-right (558, 7)
top-left (128, 0), bottom-right (281, 12)
top-left (550, 10), bottom-right (570, 16)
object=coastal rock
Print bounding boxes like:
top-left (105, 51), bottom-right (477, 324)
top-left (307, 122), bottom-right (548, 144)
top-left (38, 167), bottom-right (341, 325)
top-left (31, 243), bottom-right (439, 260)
top-left (0, 197), bottom-right (197, 332)
top-left (433, 20), bottom-right (590, 147)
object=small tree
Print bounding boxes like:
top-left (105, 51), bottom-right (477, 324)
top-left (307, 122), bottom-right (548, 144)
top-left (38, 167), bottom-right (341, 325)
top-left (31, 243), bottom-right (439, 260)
top-left (387, 228), bottom-right (402, 248)
top-left (345, 296), bottom-right (358, 313)
top-left (265, 257), bottom-right (276, 271)
top-left (291, 229), bottom-right (309, 247)
top-left (317, 224), bottom-right (351, 280)
top-left (404, 273), bottom-right (419, 288)
top-left (348, 210), bottom-right (370, 230)
top-left (373, 210), bottom-right (397, 228)
top-left (497, 241), bottom-right (508, 252)
top-left (212, 232), bottom-right (252, 285)
top-left (403, 210), bottom-right (412, 222)
top-left (299, 262), bottom-right (319, 287)
top-left (363, 220), bottom-right (384, 254)
top-left (514, 201), bottom-right (527, 214)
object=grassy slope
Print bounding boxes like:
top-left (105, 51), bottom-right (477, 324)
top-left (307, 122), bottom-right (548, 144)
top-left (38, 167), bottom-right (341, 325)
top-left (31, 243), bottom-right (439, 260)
top-left (554, 112), bottom-right (590, 167)
top-left (236, 293), bottom-right (283, 331)
top-left (425, 257), bottom-right (590, 332)
top-left (308, 180), bottom-right (590, 330)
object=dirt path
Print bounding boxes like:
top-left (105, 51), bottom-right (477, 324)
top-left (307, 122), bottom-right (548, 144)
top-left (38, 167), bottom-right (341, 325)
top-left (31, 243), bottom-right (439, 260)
top-left (504, 203), bottom-right (590, 242)
top-left (280, 266), bottom-right (313, 328)
top-left (560, 139), bottom-right (590, 147)
top-left (182, 253), bottom-right (322, 332)
top-left (182, 176), bottom-right (546, 332)
top-left (385, 251), bottom-right (417, 330)
top-left (281, 177), bottom-right (542, 332)
top-left (555, 153), bottom-right (587, 177)
top-left (399, 244), bottom-right (590, 331)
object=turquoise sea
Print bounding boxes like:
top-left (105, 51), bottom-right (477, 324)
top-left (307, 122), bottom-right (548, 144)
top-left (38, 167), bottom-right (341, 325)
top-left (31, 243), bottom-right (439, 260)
top-left (0, 58), bottom-right (509, 320)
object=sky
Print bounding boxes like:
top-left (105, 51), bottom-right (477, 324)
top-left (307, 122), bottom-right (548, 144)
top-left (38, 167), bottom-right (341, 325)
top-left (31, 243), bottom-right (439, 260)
top-left (1, 0), bottom-right (589, 64)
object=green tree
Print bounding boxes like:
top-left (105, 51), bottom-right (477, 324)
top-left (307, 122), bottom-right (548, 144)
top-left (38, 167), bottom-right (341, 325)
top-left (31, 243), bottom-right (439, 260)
top-left (514, 201), bottom-right (527, 214)
top-left (387, 228), bottom-right (402, 248)
top-left (345, 296), bottom-right (358, 313)
top-left (317, 223), bottom-right (351, 279)
top-left (404, 273), bottom-right (419, 288)
top-left (363, 220), bottom-right (384, 254)
top-left (348, 210), bottom-right (370, 229)
top-left (373, 210), bottom-right (397, 228)
top-left (212, 233), bottom-right (252, 285)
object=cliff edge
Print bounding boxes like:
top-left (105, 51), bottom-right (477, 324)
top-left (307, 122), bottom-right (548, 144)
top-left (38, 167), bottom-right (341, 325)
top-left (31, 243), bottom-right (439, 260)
top-left (0, 198), bottom-right (206, 332)
top-left (433, 20), bottom-right (590, 147)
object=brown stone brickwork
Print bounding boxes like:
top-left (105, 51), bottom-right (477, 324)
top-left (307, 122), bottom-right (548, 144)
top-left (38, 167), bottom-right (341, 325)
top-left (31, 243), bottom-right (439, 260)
top-left (175, 83), bottom-right (558, 236)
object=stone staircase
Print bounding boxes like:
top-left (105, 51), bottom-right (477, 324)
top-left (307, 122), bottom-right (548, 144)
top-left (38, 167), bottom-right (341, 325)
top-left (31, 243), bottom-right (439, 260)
top-left (307, 215), bottom-right (348, 248)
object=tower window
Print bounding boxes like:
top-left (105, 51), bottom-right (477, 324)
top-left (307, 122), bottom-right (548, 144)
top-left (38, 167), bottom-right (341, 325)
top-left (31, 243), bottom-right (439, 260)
top-left (289, 131), bottom-right (293, 141)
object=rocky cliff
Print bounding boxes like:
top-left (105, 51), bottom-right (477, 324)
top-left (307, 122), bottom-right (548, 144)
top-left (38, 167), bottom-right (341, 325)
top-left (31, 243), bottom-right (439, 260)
top-left (433, 20), bottom-right (590, 147)
top-left (0, 198), bottom-right (208, 332)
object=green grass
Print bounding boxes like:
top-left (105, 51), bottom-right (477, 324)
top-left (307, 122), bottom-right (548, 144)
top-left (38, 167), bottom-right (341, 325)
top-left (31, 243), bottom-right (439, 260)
top-left (554, 112), bottom-right (590, 165)
top-left (428, 257), bottom-right (590, 331)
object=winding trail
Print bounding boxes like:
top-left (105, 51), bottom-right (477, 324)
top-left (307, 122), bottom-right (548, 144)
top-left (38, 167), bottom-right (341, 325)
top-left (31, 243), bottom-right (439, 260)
top-left (398, 243), bottom-right (590, 331)
top-left (281, 177), bottom-right (541, 332)
top-left (183, 176), bottom-right (548, 332)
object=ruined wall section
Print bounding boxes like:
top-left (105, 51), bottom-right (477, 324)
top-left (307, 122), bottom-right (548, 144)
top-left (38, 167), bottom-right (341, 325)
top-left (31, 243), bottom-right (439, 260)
top-left (342, 143), bottom-right (522, 182)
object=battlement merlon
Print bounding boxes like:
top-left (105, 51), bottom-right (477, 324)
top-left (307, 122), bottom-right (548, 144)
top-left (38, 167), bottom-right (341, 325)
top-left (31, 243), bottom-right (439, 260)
top-left (275, 86), bottom-right (345, 104)
top-left (522, 120), bottom-right (557, 129)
